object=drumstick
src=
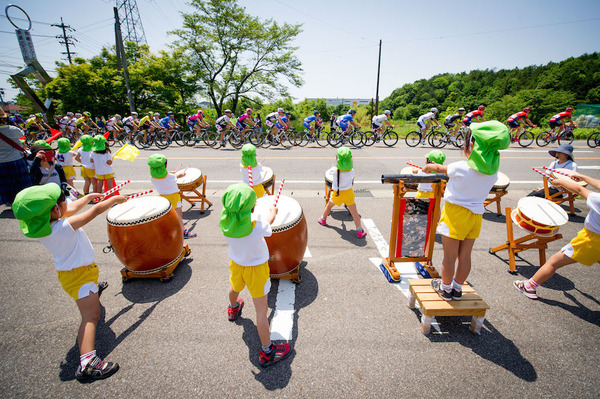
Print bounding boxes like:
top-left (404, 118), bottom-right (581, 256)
top-left (273, 178), bottom-right (285, 208)
top-left (407, 160), bottom-right (423, 170)
top-left (259, 158), bottom-right (265, 165)
top-left (128, 189), bottom-right (153, 199)
top-left (174, 164), bottom-right (182, 173)
top-left (247, 166), bottom-right (254, 188)
top-left (532, 167), bottom-right (555, 181)
top-left (93, 180), bottom-right (131, 202)
top-left (542, 166), bottom-right (576, 179)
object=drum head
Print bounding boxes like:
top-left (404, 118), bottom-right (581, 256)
top-left (252, 195), bottom-right (302, 230)
top-left (177, 167), bottom-right (202, 185)
top-left (517, 197), bottom-right (568, 227)
top-left (552, 168), bottom-right (587, 186)
top-left (400, 166), bottom-right (417, 175)
top-left (325, 166), bottom-right (336, 185)
top-left (261, 166), bottom-right (273, 183)
top-left (107, 196), bottom-right (171, 225)
top-left (493, 172), bottom-right (510, 190)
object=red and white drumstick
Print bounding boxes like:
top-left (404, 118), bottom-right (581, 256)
top-left (247, 166), bottom-right (254, 188)
top-left (128, 189), bottom-right (153, 199)
top-left (407, 160), bottom-right (423, 170)
top-left (532, 167), bottom-right (555, 181)
top-left (542, 166), bottom-right (574, 179)
top-left (259, 158), bottom-right (265, 165)
top-left (93, 180), bottom-right (130, 202)
top-left (273, 178), bottom-right (285, 207)
top-left (174, 164), bottom-right (182, 173)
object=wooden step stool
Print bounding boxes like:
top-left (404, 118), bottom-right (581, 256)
top-left (408, 279), bottom-right (490, 335)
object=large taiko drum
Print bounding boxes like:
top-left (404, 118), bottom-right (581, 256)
top-left (325, 166), bottom-right (336, 188)
top-left (400, 166), bottom-right (419, 190)
top-left (176, 167), bottom-right (203, 191)
top-left (551, 168), bottom-right (588, 187)
top-left (261, 166), bottom-right (274, 193)
top-left (511, 197), bottom-right (568, 237)
top-left (252, 195), bottom-right (308, 278)
top-left (491, 172), bottom-right (510, 192)
top-left (106, 196), bottom-right (184, 273)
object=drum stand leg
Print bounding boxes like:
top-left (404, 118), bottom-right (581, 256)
top-left (180, 175), bottom-right (213, 213)
top-left (324, 185), bottom-right (332, 205)
top-left (544, 177), bottom-right (576, 215)
top-left (484, 190), bottom-right (507, 216)
top-left (121, 245), bottom-right (191, 282)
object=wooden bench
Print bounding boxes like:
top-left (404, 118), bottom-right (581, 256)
top-left (408, 279), bottom-right (490, 335)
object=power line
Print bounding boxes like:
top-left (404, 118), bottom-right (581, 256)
top-left (52, 18), bottom-right (77, 64)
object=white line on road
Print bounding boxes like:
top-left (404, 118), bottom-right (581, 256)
top-left (270, 279), bottom-right (296, 341)
top-left (304, 247), bottom-right (312, 258)
top-left (579, 165), bottom-right (600, 169)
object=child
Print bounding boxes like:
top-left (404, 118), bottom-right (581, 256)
top-left (422, 121), bottom-right (510, 300)
top-left (56, 137), bottom-right (77, 187)
top-left (528, 143), bottom-right (577, 198)
top-left (74, 135), bottom-right (97, 195)
top-left (317, 147), bottom-right (367, 238)
top-left (12, 183), bottom-right (127, 380)
top-left (147, 154), bottom-right (196, 239)
top-left (240, 143), bottom-right (266, 198)
top-left (414, 150), bottom-right (446, 199)
top-left (28, 144), bottom-right (67, 187)
top-left (220, 183), bottom-right (292, 366)
top-left (90, 135), bottom-right (113, 193)
top-left (514, 171), bottom-right (600, 299)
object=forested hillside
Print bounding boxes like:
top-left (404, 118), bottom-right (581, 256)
top-left (380, 52), bottom-right (600, 124)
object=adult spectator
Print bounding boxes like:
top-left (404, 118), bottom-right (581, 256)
top-left (0, 108), bottom-right (34, 205)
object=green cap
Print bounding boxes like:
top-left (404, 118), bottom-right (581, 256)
top-left (336, 147), bottom-right (353, 172)
top-left (467, 121), bottom-right (510, 175)
top-left (147, 154), bottom-right (168, 179)
top-left (219, 183), bottom-right (257, 238)
top-left (425, 150), bottom-right (446, 165)
top-left (12, 183), bottom-right (62, 238)
top-left (92, 135), bottom-right (106, 151)
top-left (80, 135), bottom-right (93, 151)
top-left (241, 143), bottom-right (257, 167)
top-left (57, 138), bottom-right (71, 153)
top-left (33, 140), bottom-right (51, 149)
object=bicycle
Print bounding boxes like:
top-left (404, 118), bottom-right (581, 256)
top-left (254, 127), bottom-right (294, 149)
top-left (294, 126), bottom-right (329, 147)
top-left (587, 131), bottom-right (600, 148)
top-left (508, 126), bottom-right (535, 147)
top-left (536, 126), bottom-right (575, 147)
top-left (327, 127), bottom-right (365, 148)
top-left (133, 128), bottom-right (169, 149)
top-left (183, 127), bottom-right (214, 147)
top-left (405, 125), bottom-right (442, 148)
top-left (363, 126), bottom-right (399, 147)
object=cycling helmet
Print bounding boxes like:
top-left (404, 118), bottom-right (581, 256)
top-left (15, 113), bottom-right (21, 117)
top-left (566, 106), bottom-right (574, 112)
top-left (166, 111), bottom-right (174, 116)
top-left (277, 107), bottom-right (284, 113)
top-left (67, 112), bottom-right (73, 117)
top-left (197, 109), bottom-right (204, 114)
top-left (83, 111), bottom-right (91, 117)
top-left (384, 110), bottom-right (391, 115)
top-left (224, 109), bottom-right (232, 114)
top-left (285, 112), bottom-right (291, 116)
top-left (430, 107), bottom-right (438, 113)
top-left (314, 110), bottom-right (320, 115)
top-left (131, 111), bottom-right (138, 116)
top-left (478, 105), bottom-right (485, 111)
top-left (148, 111), bottom-right (153, 116)
top-left (154, 112), bottom-right (160, 116)
top-left (348, 109), bottom-right (356, 114)
top-left (458, 108), bottom-right (465, 112)
top-left (35, 113), bottom-right (43, 118)
top-left (115, 114), bottom-right (121, 120)
top-left (523, 107), bottom-right (531, 113)
top-left (246, 108), bottom-right (253, 114)
top-left (75, 113), bottom-right (82, 118)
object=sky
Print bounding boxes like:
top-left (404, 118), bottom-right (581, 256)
top-left (1, 0), bottom-right (599, 105)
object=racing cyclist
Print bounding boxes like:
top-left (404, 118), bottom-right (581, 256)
top-left (417, 107), bottom-right (440, 144)
top-left (463, 105), bottom-right (486, 127)
top-left (507, 107), bottom-right (536, 141)
top-left (216, 109), bottom-right (236, 147)
top-left (105, 114), bottom-right (123, 141)
top-left (76, 111), bottom-right (100, 136)
top-left (443, 108), bottom-right (466, 137)
top-left (372, 110), bottom-right (395, 138)
top-left (265, 108), bottom-right (289, 142)
top-left (24, 113), bottom-right (52, 138)
top-left (336, 109), bottom-right (360, 134)
top-left (122, 112), bottom-right (140, 143)
top-left (548, 106), bottom-right (576, 137)
top-left (303, 110), bottom-right (322, 140)
top-left (236, 108), bottom-right (256, 142)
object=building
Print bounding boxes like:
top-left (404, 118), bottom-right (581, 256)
top-left (306, 98), bottom-right (372, 107)
top-left (2, 104), bottom-right (26, 114)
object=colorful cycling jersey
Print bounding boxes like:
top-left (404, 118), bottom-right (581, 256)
top-left (445, 114), bottom-right (462, 123)
top-left (216, 115), bottom-right (231, 125)
top-left (266, 112), bottom-right (281, 121)
top-left (303, 115), bottom-right (318, 125)
top-left (237, 113), bottom-right (251, 123)
top-left (25, 117), bottom-right (38, 128)
top-left (549, 111), bottom-right (572, 122)
top-left (106, 117), bottom-right (119, 126)
top-left (123, 116), bottom-right (136, 125)
top-left (463, 110), bottom-right (483, 122)
top-left (76, 116), bottom-right (88, 126)
top-left (337, 114), bottom-right (354, 124)
top-left (372, 114), bottom-right (388, 125)
top-left (417, 112), bottom-right (435, 123)
top-left (188, 114), bottom-right (203, 125)
top-left (139, 115), bottom-right (151, 125)
top-left (59, 116), bottom-right (70, 125)
top-left (508, 111), bottom-right (528, 122)
top-left (160, 116), bottom-right (172, 128)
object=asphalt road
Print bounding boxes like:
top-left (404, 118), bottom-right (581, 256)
top-left (1, 141), bottom-right (599, 398)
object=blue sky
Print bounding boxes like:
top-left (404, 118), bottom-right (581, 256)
top-left (1, 0), bottom-right (599, 104)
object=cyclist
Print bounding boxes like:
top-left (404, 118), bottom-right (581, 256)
top-left (137, 112), bottom-right (156, 144)
top-left (188, 109), bottom-right (210, 138)
top-left (463, 105), bottom-right (486, 128)
top-left (9, 113), bottom-right (24, 128)
top-left (59, 112), bottom-right (72, 132)
top-left (24, 113), bottom-right (52, 138)
top-left (160, 111), bottom-right (181, 135)
top-left (105, 114), bottom-right (123, 141)
top-left (443, 108), bottom-right (466, 136)
top-left (265, 108), bottom-right (289, 142)
top-left (336, 109), bottom-right (360, 134)
top-left (548, 106), bottom-right (576, 137)
top-left (417, 107), bottom-right (440, 144)
top-left (236, 108), bottom-right (256, 141)
top-left (122, 112), bottom-right (140, 143)
top-left (372, 110), bottom-right (395, 137)
top-left (507, 107), bottom-right (536, 141)
top-left (303, 110), bottom-right (322, 139)
top-left (76, 111), bottom-right (100, 136)
top-left (216, 109), bottom-right (236, 147)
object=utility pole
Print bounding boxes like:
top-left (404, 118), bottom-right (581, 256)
top-left (375, 39), bottom-right (382, 116)
top-left (114, 7), bottom-right (135, 113)
top-left (52, 18), bottom-right (77, 64)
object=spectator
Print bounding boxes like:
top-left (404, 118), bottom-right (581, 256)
top-left (0, 108), bottom-right (34, 205)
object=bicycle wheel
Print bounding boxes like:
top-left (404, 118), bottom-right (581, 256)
top-left (405, 131), bottom-right (421, 147)
top-left (155, 131), bottom-right (170, 149)
top-left (587, 132), bottom-right (599, 148)
top-left (536, 132), bottom-right (552, 147)
top-left (315, 129), bottom-right (329, 147)
top-left (133, 132), bottom-right (149, 149)
top-left (173, 130), bottom-right (186, 146)
top-left (296, 132), bottom-right (309, 147)
top-left (203, 131), bottom-right (219, 147)
top-left (453, 133), bottom-right (464, 148)
top-left (327, 132), bottom-right (342, 148)
top-left (362, 131), bottom-right (375, 146)
top-left (229, 133), bottom-right (244, 149)
top-left (350, 131), bottom-right (365, 148)
top-left (183, 132), bottom-right (197, 147)
top-left (517, 131), bottom-right (534, 147)
top-left (430, 132), bottom-right (446, 148)
top-left (280, 132), bottom-right (293, 149)
top-left (382, 131), bottom-right (398, 147)
top-left (558, 131), bottom-right (574, 145)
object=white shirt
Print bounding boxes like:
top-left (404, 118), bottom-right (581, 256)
top-left (417, 112), bottom-right (435, 123)
top-left (549, 159), bottom-right (577, 172)
top-left (38, 218), bottom-right (95, 271)
top-left (77, 149), bottom-right (94, 169)
top-left (444, 160), bottom-right (497, 214)
top-left (216, 115), bottom-right (231, 125)
top-left (56, 151), bottom-right (75, 167)
top-left (225, 220), bottom-right (272, 266)
top-left (416, 170), bottom-right (433, 192)
top-left (90, 152), bottom-right (113, 175)
top-left (240, 163), bottom-right (264, 185)
top-left (584, 193), bottom-right (600, 235)
top-left (332, 169), bottom-right (355, 191)
top-left (151, 173), bottom-right (179, 195)
top-left (372, 114), bottom-right (388, 125)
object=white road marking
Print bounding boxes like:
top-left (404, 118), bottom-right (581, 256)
top-left (304, 246), bottom-right (312, 258)
top-left (500, 149), bottom-right (593, 153)
top-left (579, 165), bottom-right (600, 169)
top-left (362, 218), bottom-right (389, 258)
top-left (270, 279), bottom-right (296, 341)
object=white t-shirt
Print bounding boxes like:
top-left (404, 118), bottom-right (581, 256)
top-left (584, 192), bottom-right (600, 234)
top-left (416, 170), bottom-right (433, 193)
top-left (151, 173), bottom-right (179, 195)
top-left (332, 169), bottom-right (355, 191)
top-left (549, 159), bottom-right (577, 172)
top-left (77, 149), bottom-right (94, 169)
top-left (417, 112), bottom-right (435, 123)
top-left (240, 163), bottom-right (264, 185)
top-left (225, 220), bottom-right (272, 267)
top-left (372, 114), bottom-right (388, 125)
top-left (90, 152), bottom-right (113, 175)
top-left (56, 151), bottom-right (75, 167)
top-left (444, 160), bottom-right (497, 214)
top-left (38, 218), bottom-right (95, 271)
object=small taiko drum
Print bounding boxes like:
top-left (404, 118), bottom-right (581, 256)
top-left (107, 196), bottom-right (184, 273)
top-left (177, 167), bottom-right (203, 191)
top-left (551, 168), bottom-right (588, 187)
top-left (511, 197), bottom-right (568, 237)
top-left (325, 166), bottom-right (336, 188)
top-left (261, 166), bottom-right (274, 193)
top-left (400, 166), bottom-right (419, 190)
top-left (491, 172), bottom-right (510, 192)
top-left (252, 195), bottom-right (308, 278)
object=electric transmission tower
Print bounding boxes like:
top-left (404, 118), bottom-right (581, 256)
top-left (52, 18), bottom-right (77, 64)
top-left (116, 0), bottom-right (147, 46)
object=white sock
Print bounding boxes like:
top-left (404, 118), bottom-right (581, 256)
top-left (80, 350), bottom-right (96, 368)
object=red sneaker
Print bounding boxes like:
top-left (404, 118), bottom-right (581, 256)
top-left (228, 298), bottom-right (244, 321)
top-left (259, 343), bottom-right (292, 367)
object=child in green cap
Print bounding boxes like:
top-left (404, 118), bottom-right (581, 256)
top-left (74, 135), bottom-right (96, 195)
top-left (413, 150), bottom-right (446, 199)
top-left (317, 147), bottom-right (367, 238)
top-left (12, 183), bottom-right (128, 381)
top-left (56, 137), bottom-right (76, 187)
top-left (147, 153), bottom-right (196, 238)
top-left (423, 121), bottom-right (510, 301)
top-left (219, 183), bottom-right (292, 366)
top-left (90, 135), bottom-right (113, 193)
top-left (240, 143), bottom-right (266, 198)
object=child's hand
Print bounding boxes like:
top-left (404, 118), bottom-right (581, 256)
top-left (111, 195), bottom-right (129, 204)
top-left (270, 207), bottom-right (278, 216)
top-left (88, 193), bottom-right (104, 201)
top-left (412, 167), bottom-right (420, 174)
top-left (569, 171), bottom-right (583, 182)
top-left (422, 164), bottom-right (434, 174)
top-left (550, 177), bottom-right (567, 189)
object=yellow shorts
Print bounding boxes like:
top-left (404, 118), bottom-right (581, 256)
top-left (331, 188), bottom-right (355, 207)
top-left (56, 263), bottom-right (99, 301)
top-left (253, 183), bottom-right (266, 198)
top-left (81, 167), bottom-right (95, 179)
top-left (437, 202), bottom-right (482, 240)
top-left (62, 166), bottom-right (76, 179)
top-left (160, 192), bottom-right (182, 209)
top-left (561, 227), bottom-right (600, 266)
top-left (416, 191), bottom-right (434, 199)
top-left (96, 173), bottom-right (114, 180)
top-left (229, 260), bottom-right (271, 298)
